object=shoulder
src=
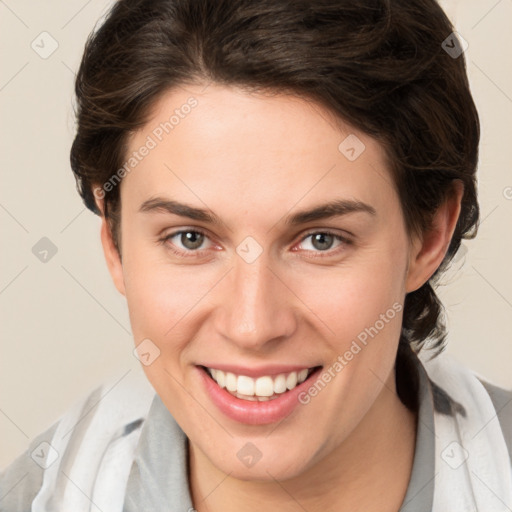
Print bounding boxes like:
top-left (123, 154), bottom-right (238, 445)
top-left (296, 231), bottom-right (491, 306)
top-left (417, 351), bottom-right (512, 460)
top-left (479, 378), bottom-right (512, 457)
top-left (0, 370), bottom-right (155, 511)
top-left (0, 421), bottom-right (59, 511)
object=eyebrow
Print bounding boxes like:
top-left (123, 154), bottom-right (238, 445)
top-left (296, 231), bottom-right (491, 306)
top-left (139, 197), bottom-right (219, 223)
top-left (284, 199), bottom-right (376, 225)
top-left (139, 197), bottom-right (376, 226)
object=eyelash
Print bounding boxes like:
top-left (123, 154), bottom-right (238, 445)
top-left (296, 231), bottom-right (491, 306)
top-left (295, 230), bottom-right (352, 258)
top-left (158, 228), bottom-right (351, 259)
top-left (158, 228), bottom-right (215, 259)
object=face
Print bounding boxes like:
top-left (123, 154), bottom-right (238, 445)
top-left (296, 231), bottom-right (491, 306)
top-left (100, 83), bottom-right (430, 481)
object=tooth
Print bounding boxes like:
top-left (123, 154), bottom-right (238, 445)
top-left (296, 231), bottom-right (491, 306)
top-left (273, 374), bottom-right (287, 394)
top-left (237, 375), bottom-right (255, 396)
top-left (225, 372), bottom-right (237, 392)
top-left (257, 396), bottom-right (270, 401)
top-left (297, 369), bottom-right (308, 383)
top-left (235, 391), bottom-right (257, 401)
top-left (210, 367), bottom-right (312, 397)
top-left (215, 369), bottom-right (226, 388)
top-left (286, 371), bottom-right (298, 390)
top-left (255, 376), bottom-right (274, 397)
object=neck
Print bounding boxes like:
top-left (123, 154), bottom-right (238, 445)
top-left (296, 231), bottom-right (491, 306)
top-left (189, 369), bottom-right (417, 512)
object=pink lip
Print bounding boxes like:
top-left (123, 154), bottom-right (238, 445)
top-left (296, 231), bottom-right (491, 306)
top-left (197, 365), bottom-right (322, 425)
top-left (197, 363), bottom-right (317, 378)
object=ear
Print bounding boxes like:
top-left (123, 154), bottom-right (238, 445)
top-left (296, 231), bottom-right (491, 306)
top-left (96, 196), bottom-right (126, 296)
top-left (405, 180), bottom-right (464, 293)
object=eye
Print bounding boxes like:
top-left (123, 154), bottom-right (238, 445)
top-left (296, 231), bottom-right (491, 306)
top-left (159, 229), bottom-right (214, 256)
top-left (295, 230), bottom-right (350, 256)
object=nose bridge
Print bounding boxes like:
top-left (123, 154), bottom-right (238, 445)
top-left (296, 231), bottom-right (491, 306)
top-left (217, 251), bottom-right (296, 349)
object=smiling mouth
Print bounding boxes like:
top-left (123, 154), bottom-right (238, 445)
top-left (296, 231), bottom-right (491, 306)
top-left (200, 365), bottom-right (322, 402)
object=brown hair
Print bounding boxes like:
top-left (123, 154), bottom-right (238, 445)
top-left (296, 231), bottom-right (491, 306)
top-left (70, 0), bottom-right (480, 407)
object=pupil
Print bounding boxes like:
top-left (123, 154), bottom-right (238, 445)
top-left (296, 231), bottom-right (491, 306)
top-left (182, 231), bottom-right (204, 250)
top-left (312, 233), bottom-right (333, 251)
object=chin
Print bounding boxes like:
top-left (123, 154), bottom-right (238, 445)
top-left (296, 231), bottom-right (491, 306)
top-left (203, 438), bottom-right (319, 482)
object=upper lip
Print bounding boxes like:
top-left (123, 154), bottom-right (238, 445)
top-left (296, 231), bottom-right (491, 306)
top-left (198, 363), bottom-right (321, 378)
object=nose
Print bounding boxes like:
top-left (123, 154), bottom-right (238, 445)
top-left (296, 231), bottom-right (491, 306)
top-left (214, 251), bottom-right (298, 351)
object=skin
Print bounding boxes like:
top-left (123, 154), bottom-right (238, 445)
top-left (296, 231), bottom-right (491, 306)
top-left (97, 83), bottom-right (462, 512)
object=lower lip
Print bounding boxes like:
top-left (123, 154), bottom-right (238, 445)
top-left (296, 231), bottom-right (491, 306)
top-left (197, 366), bottom-right (322, 425)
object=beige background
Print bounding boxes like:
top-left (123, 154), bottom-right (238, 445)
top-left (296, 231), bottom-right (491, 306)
top-left (1, 0), bottom-right (511, 469)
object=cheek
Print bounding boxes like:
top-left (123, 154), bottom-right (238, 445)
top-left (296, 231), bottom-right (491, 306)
top-left (121, 246), bottom-right (216, 353)
top-left (289, 248), bottom-right (407, 438)
top-left (292, 246), bottom-right (407, 346)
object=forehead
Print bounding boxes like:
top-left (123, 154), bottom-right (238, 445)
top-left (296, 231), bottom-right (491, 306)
top-left (120, 83), bottom-right (397, 221)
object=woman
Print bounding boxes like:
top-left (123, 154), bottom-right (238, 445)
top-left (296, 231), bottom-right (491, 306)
top-left (1, 0), bottom-right (511, 510)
